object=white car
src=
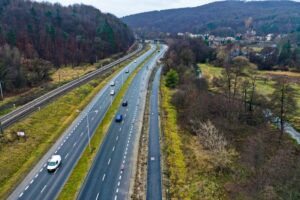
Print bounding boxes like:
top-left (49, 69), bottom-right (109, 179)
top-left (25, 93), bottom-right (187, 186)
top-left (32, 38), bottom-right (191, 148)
top-left (110, 81), bottom-right (115, 86)
top-left (125, 69), bottom-right (129, 73)
top-left (110, 89), bottom-right (115, 95)
top-left (134, 60), bottom-right (137, 63)
top-left (47, 155), bottom-right (61, 172)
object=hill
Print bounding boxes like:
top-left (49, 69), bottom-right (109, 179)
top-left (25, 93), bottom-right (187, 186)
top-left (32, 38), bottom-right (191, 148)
top-left (0, 0), bottom-right (134, 92)
top-left (0, 0), bottom-right (134, 66)
top-left (123, 1), bottom-right (300, 36)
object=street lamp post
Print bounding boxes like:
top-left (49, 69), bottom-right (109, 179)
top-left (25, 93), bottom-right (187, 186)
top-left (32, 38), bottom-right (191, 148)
top-left (86, 113), bottom-right (91, 152)
top-left (86, 109), bottom-right (98, 152)
top-left (0, 81), bottom-right (4, 101)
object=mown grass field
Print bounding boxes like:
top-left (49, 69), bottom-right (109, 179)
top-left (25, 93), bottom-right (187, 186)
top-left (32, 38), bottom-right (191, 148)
top-left (58, 47), bottom-right (155, 200)
top-left (0, 46), bottom-right (150, 200)
top-left (50, 65), bottom-right (97, 84)
top-left (200, 63), bottom-right (300, 131)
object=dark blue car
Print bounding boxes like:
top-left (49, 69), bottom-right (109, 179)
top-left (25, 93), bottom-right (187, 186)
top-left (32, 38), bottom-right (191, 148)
top-left (115, 114), bottom-right (123, 122)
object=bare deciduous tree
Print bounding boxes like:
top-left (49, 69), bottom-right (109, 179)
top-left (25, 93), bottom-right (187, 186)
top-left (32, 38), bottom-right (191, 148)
top-left (270, 77), bottom-right (297, 140)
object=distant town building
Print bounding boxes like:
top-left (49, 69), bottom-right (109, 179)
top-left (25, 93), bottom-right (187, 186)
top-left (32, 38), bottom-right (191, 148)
top-left (266, 34), bottom-right (274, 41)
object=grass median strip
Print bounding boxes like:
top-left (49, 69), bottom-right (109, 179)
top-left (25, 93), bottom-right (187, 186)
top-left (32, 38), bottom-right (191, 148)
top-left (58, 48), bottom-right (156, 200)
top-left (0, 46), bottom-right (149, 200)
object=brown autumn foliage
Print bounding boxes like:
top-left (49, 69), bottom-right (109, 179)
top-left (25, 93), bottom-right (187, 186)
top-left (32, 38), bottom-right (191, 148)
top-left (164, 37), bottom-right (300, 199)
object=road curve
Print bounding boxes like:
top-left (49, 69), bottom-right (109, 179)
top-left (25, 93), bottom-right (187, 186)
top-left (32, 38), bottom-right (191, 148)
top-left (77, 45), bottom-right (167, 200)
top-left (8, 45), bottom-right (156, 200)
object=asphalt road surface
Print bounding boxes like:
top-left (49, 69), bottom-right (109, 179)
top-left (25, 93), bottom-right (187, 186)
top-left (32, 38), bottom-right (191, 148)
top-left (77, 46), bottom-right (167, 200)
top-left (146, 66), bottom-right (163, 200)
top-left (8, 45), bottom-right (156, 200)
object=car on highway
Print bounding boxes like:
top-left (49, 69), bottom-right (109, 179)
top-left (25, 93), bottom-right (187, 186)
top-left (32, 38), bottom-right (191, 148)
top-left (125, 69), bottom-right (130, 73)
top-left (47, 155), bottom-right (61, 172)
top-left (121, 164), bottom-right (125, 171)
top-left (134, 60), bottom-right (137, 63)
top-left (110, 89), bottom-right (115, 95)
top-left (122, 100), bottom-right (128, 107)
top-left (115, 114), bottom-right (123, 122)
top-left (110, 81), bottom-right (115, 86)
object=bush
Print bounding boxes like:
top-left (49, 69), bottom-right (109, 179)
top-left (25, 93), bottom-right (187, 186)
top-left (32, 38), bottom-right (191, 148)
top-left (192, 120), bottom-right (236, 172)
top-left (165, 69), bottom-right (179, 88)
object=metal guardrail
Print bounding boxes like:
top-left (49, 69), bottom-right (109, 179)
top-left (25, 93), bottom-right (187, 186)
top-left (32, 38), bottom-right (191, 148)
top-left (0, 44), bottom-right (143, 129)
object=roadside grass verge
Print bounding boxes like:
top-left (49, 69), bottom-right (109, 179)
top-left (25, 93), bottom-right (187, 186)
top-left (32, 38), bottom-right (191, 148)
top-left (160, 79), bottom-right (189, 199)
top-left (50, 64), bottom-right (97, 84)
top-left (0, 46), bottom-right (149, 200)
top-left (58, 48), bottom-right (156, 200)
top-left (0, 50), bottom-right (136, 117)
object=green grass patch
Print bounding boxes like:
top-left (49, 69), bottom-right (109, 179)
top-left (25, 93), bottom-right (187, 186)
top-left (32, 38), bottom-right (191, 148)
top-left (160, 79), bottom-right (190, 199)
top-left (58, 48), bottom-right (156, 200)
top-left (0, 46), bottom-right (150, 200)
top-left (200, 63), bottom-right (222, 79)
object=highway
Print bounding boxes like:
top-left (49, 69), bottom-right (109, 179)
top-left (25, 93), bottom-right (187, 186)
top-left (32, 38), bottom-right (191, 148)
top-left (0, 44), bottom-right (143, 129)
top-left (146, 67), bottom-right (163, 200)
top-left (8, 45), bottom-right (156, 200)
top-left (77, 45), bottom-right (167, 200)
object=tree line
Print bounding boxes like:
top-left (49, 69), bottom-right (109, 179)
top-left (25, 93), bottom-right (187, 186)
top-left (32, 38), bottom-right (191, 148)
top-left (0, 0), bottom-right (134, 93)
top-left (123, 1), bottom-right (300, 37)
top-left (249, 33), bottom-right (300, 71)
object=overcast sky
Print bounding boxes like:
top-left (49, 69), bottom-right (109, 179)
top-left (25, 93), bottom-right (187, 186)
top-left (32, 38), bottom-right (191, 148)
top-left (34, 0), bottom-right (220, 17)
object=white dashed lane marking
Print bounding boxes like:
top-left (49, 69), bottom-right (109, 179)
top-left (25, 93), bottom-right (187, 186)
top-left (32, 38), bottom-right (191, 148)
top-left (102, 174), bottom-right (106, 181)
top-left (41, 185), bottom-right (47, 193)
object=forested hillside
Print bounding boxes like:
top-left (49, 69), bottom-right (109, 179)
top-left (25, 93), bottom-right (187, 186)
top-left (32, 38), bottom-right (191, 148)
top-left (0, 0), bottom-right (134, 92)
top-left (123, 1), bottom-right (300, 36)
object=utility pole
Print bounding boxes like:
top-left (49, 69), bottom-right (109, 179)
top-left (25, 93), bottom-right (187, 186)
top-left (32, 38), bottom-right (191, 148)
top-left (0, 121), bottom-right (3, 135)
top-left (0, 81), bottom-right (3, 101)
